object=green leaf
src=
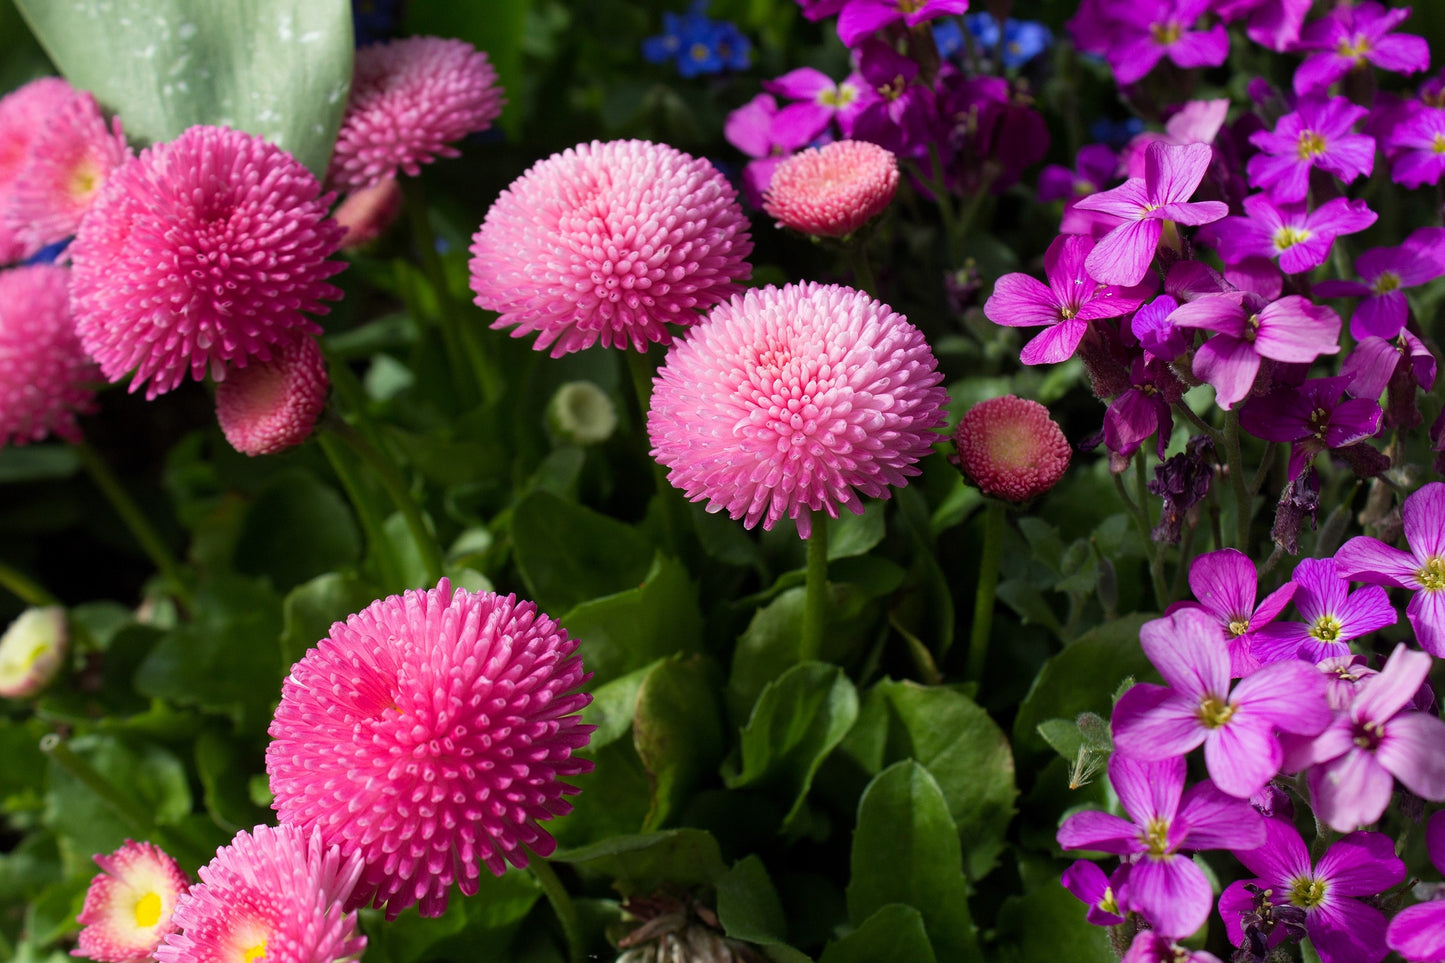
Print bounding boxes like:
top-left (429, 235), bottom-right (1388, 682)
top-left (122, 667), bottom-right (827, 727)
top-left (369, 871), bottom-right (541, 963)
top-left (1012, 613), bottom-right (1157, 760)
top-left (14, 0), bottom-right (353, 178)
top-left (583, 662), bottom-right (656, 750)
top-left (234, 470), bottom-right (361, 591)
top-left (727, 662), bottom-right (858, 830)
top-left (195, 727), bottom-right (269, 835)
top-left (546, 738), bottom-right (653, 852)
top-left (993, 878), bottom-right (1116, 963)
top-left (820, 904), bottom-right (936, 963)
top-left (0, 445), bottom-right (78, 483)
top-left (716, 855), bottom-right (788, 945)
top-left (827, 503), bottom-right (885, 559)
top-left (555, 828), bottom-right (727, 893)
top-left (846, 761), bottom-right (980, 963)
top-left (1035, 718), bottom-right (1084, 762)
top-left (633, 655), bottom-right (723, 831)
top-left (511, 490), bottom-right (653, 613)
top-left (560, 554), bottom-right (702, 687)
top-left (279, 572), bottom-right (380, 669)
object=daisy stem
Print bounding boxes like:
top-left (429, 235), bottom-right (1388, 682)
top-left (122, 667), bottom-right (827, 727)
top-left (40, 733), bottom-right (154, 836)
top-left (0, 561), bottom-right (58, 608)
top-left (73, 441), bottom-right (193, 610)
top-left (529, 857), bottom-right (584, 963)
top-left (625, 349), bottom-right (688, 553)
top-left (844, 240), bottom-right (878, 297)
top-left (1223, 410), bottom-right (1252, 551)
top-left (967, 499), bottom-right (1005, 681)
top-left (800, 509), bottom-right (831, 663)
top-left (317, 431), bottom-right (406, 592)
top-left (323, 415), bottom-right (445, 587)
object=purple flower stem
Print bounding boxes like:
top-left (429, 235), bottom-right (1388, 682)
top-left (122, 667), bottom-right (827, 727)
top-left (1224, 410), bottom-right (1253, 551)
top-left (968, 499), bottom-right (1006, 680)
top-left (801, 507), bottom-right (832, 664)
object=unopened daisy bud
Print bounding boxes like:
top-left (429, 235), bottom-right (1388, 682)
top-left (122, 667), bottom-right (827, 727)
top-left (0, 606), bottom-right (67, 698)
top-left (953, 395), bottom-right (1071, 503)
top-left (215, 336), bottom-right (329, 457)
top-left (75, 839), bottom-right (190, 962)
top-left (547, 380), bottom-right (617, 446)
top-left (334, 176), bottom-right (403, 249)
top-left (763, 140), bottom-right (899, 239)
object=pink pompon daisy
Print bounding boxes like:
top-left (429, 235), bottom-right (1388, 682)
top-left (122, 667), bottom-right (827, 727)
top-left (3, 90), bottom-right (130, 258)
top-left (762, 139), bottom-right (899, 238)
top-left (75, 839), bottom-right (190, 963)
top-left (469, 139), bottom-right (753, 356)
top-left (155, 824), bottom-right (364, 963)
top-left (0, 77), bottom-right (74, 264)
top-left (215, 335), bottom-right (329, 457)
top-left (69, 125), bottom-right (345, 400)
top-left (954, 395), bottom-right (1072, 503)
top-left (0, 264), bottom-right (99, 446)
top-left (647, 282), bottom-right (947, 538)
top-left (266, 580), bottom-right (594, 919)
top-left (328, 36), bottom-right (505, 193)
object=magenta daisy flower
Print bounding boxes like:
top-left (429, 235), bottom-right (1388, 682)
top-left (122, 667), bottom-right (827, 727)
top-left (76, 839), bottom-right (190, 963)
top-left (0, 77), bottom-right (74, 265)
top-left (215, 335), bottom-right (329, 457)
top-left (647, 282), bottom-right (946, 538)
top-left (266, 580), bottom-right (593, 919)
top-left (763, 140), bottom-right (898, 238)
top-left (155, 824), bottom-right (364, 963)
top-left (469, 139), bottom-right (753, 356)
top-left (328, 36), bottom-right (504, 193)
top-left (69, 125), bottom-right (345, 399)
top-left (0, 263), bottom-right (99, 446)
top-left (954, 395), bottom-right (1072, 503)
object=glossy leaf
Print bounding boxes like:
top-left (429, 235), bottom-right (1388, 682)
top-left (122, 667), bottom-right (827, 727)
top-left (561, 553), bottom-right (702, 687)
top-left (820, 903), bottom-right (937, 963)
top-left (554, 828), bottom-right (727, 893)
top-left (511, 490), bottom-right (653, 613)
top-left (633, 655), bottom-right (723, 830)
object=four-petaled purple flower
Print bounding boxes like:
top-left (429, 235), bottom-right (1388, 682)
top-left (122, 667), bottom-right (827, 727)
top-left (1387, 810), bottom-right (1445, 962)
top-left (764, 67), bottom-right (866, 144)
top-left (1060, 859), bottom-right (1127, 926)
top-left (1249, 557), bottom-right (1397, 665)
top-left (1384, 105), bottom-right (1445, 189)
top-left (1239, 375), bottom-right (1383, 480)
top-left (1314, 227), bottom-right (1445, 340)
top-left (1211, 194), bottom-right (1378, 276)
top-left (1178, 547), bottom-right (1297, 676)
top-left (1103, 0), bottom-right (1230, 86)
top-left (1246, 95), bottom-right (1375, 203)
top-left (1292, 1), bottom-right (1431, 96)
top-left (1104, 355), bottom-right (1183, 466)
top-left (836, 0), bottom-right (970, 48)
top-left (1056, 753), bottom-right (1266, 937)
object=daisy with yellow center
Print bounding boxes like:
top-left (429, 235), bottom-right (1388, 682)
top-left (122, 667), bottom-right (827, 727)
top-left (75, 840), bottom-right (190, 963)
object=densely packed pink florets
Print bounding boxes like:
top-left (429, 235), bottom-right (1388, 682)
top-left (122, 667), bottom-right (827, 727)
top-left (763, 139), bottom-right (899, 238)
top-left (0, 264), bottom-right (98, 446)
top-left (0, 77), bottom-right (73, 264)
top-left (215, 335), bottom-right (329, 457)
top-left (954, 395), bottom-right (1072, 503)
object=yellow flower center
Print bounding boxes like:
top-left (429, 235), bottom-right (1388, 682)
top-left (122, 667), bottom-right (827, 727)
top-left (1419, 556), bottom-right (1445, 592)
top-left (689, 42), bottom-right (710, 62)
top-left (1228, 617), bottom-right (1250, 636)
top-left (68, 157), bottom-right (102, 201)
top-left (1373, 271), bottom-right (1401, 294)
top-left (1197, 694), bottom-right (1236, 729)
top-left (133, 891), bottom-right (162, 928)
top-left (1310, 615), bottom-right (1343, 642)
top-left (1274, 226), bottom-right (1312, 251)
top-left (1152, 22), bottom-right (1182, 45)
top-left (1288, 875), bottom-right (1327, 909)
top-left (1098, 887), bottom-right (1120, 916)
top-left (1141, 818), bottom-right (1172, 857)
top-left (244, 941), bottom-right (267, 963)
top-left (818, 84), bottom-right (858, 108)
top-left (1433, 133), bottom-right (1445, 155)
top-left (1297, 130), bottom-right (1327, 159)
top-left (1337, 35), bottom-right (1371, 63)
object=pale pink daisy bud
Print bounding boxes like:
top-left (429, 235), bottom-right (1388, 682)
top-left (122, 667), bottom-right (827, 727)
top-left (215, 335), bottom-right (329, 457)
top-left (469, 139), bottom-right (753, 356)
top-left (155, 824), bottom-right (364, 963)
top-left (763, 140), bottom-right (899, 238)
top-left (69, 125), bottom-right (345, 400)
top-left (4, 90), bottom-right (130, 258)
top-left (0, 606), bottom-right (67, 699)
top-left (74, 839), bottom-right (190, 962)
top-left (333, 176), bottom-right (403, 249)
top-left (648, 282), bottom-right (947, 538)
top-left (266, 580), bottom-right (594, 919)
top-left (328, 36), bottom-right (504, 193)
top-left (954, 395), bottom-right (1072, 503)
top-left (0, 263), bottom-right (99, 446)
top-left (546, 380), bottom-right (617, 446)
top-left (0, 77), bottom-right (74, 264)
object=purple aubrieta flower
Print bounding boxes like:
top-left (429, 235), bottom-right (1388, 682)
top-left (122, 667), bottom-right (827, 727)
top-left (1219, 819), bottom-right (1405, 963)
top-left (848, 39), bottom-right (936, 158)
top-left (1102, 0), bottom-right (1229, 86)
top-left (1315, 228), bottom-right (1445, 340)
top-left (1210, 194), bottom-right (1377, 276)
top-left (1386, 810), bottom-right (1445, 962)
top-left (1316, 654), bottom-right (1378, 711)
top-left (1073, 141), bottom-right (1229, 287)
top-left (1169, 292), bottom-right (1341, 410)
top-left (1292, 1), bottom-right (1430, 96)
top-left (1285, 643), bottom-right (1445, 831)
top-left (1335, 481), bottom-right (1445, 656)
top-left (1342, 331), bottom-right (1438, 433)
top-left (835, 0), bottom-right (970, 48)
top-left (1248, 557), bottom-right (1398, 665)
top-left (1245, 95), bottom-right (1374, 204)
top-left (1121, 931), bottom-right (1224, 963)
top-left (983, 233), bottom-right (1153, 364)
top-left (1056, 753), bottom-right (1266, 937)
top-left (1385, 105), bottom-right (1445, 189)
top-left (1177, 547), bottom-right (1297, 676)
top-left (1104, 356), bottom-right (1182, 465)
top-left (1238, 376), bottom-right (1383, 480)
top-left (1112, 608), bottom-right (1331, 799)
top-left (1060, 859), bottom-right (1127, 926)
top-left (764, 68), bottom-right (867, 145)
top-left (1131, 294), bottom-right (1189, 362)
top-left (724, 93), bottom-right (817, 207)
top-left (1117, 99), bottom-right (1230, 179)
top-left (1038, 143), bottom-right (1119, 203)
top-left (1213, 0), bottom-right (1311, 52)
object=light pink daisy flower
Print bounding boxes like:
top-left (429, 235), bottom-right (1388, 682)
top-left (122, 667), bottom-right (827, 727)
top-left (647, 282), bottom-right (947, 538)
top-left (328, 36), bottom-right (505, 193)
top-left (266, 580), bottom-right (593, 919)
top-left (469, 139), bottom-right (753, 356)
top-left (0, 263), bottom-right (99, 446)
top-left (763, 140), bottom-right (898, 238)
top-left (155, 824), bottom-right (364, 963)
top-left (215, 335), bottom-right (329, 457)
top-left (953, 395), bottom-right (1072, 503)
top-left (69, 125), bottom-right (345, 399)
top-left (74, 839), bottom-right (190, 963)
top-left (3, 90), bottom-right (130, 258)
top-left (0, 77), bottom-right (74, 264)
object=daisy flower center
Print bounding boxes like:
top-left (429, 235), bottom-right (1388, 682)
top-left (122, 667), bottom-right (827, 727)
top-left (1141, 818), bottom-right (1172, 858)
top-left (1296, 130), bottom-right (1327, 159)
top-left (1151, 21), bottom-right (1182, 46)
top-left (1196, 694), bottom-right (1236, 729)
top-left (1419, 556), bottom-right (1445, 592)
top-left (133, 890), bottom-right (162, 927)
top-left (1310, 614), bottom-right (1343, 642)
top-left (1372, 271), bottom-right (1401, 294)
top-left (1273, 225), bottom-right (1312, 252)
top-left (68, 156), bottom-right (103, 202)
top-left (1287, 875), bottom-right (1327, 909)
top-left (244, 941), bottom-right (267, 963)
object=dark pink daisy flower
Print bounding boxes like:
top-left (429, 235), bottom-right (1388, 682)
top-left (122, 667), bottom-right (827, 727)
top-left (267, 580), bottom-right (593, 919)
top-left (68, 125), bottom-right (345, 400)
top-left (215, 334), bottom-right (329, 457)
top-left (469, 139), bottom-right (753, 356)
top-left (0, 77), bottom-right (74, 265)
top-left (76, 839), bottom-right (190, 963)
top-left (155, 824), bottom-right (365, 963)
top-left (328, 36), bottom-right (504, 193)
top-left (648, 282), bottom-right (946, 537)
top-left (764, 140), bottom-right (898, 238)
top-left (0, 263), bottom-right (98, 446)
top-left (954, 395), bottom-right (1072, 503)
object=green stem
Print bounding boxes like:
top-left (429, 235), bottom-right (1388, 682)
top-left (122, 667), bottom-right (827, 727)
top-left (800, 509), bottom-right (831, 663)
top-left (1223, 410), bottom-right (1252, 552)
top-left (41, 733), bottom-right (154, 835)
top-left (73, 441), bottom-right (193, 609)
top-left (529, 856), bottom-right (583, 963)
top-left (323, 416), bottom-right (444, 586)
top-left (844, 239), bottom-right (878, 297)
top-left (625, 349), bottom-right (689, 553)
top-left (318, 431), bottom-right (405, 591)
top-left (1134, 455), bottom-right (1170, 608)
top-left (1172, 401), bottom-right (1221, 442)
top-left (0, 561), bottom-right (58, 607)
top-left (924, 144), bottom-right (962, 267)
top-left (967, 500), bottom-right (1005, 681)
